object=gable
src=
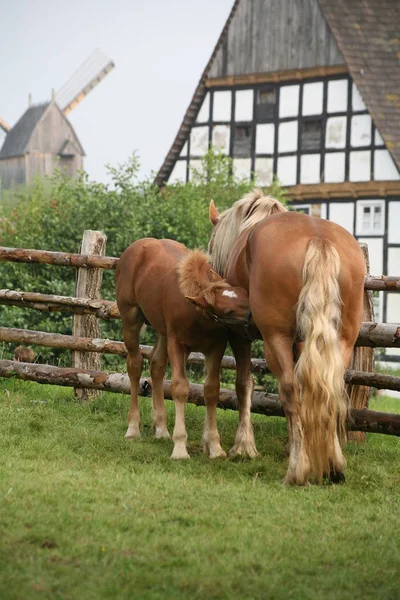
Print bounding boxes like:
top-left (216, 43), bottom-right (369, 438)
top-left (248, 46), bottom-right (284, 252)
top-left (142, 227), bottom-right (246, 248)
top-left (0, 104), bottom-right (49, 159)
top-left (209, 0), bottom-right (344, 79)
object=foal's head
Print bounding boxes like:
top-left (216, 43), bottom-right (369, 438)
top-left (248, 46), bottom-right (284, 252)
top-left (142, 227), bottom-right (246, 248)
top-left (178, 250), bottom-right (250, 324)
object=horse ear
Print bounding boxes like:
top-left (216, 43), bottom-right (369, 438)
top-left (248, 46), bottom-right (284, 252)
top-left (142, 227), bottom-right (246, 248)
top-left (208, 268), bottom-right (222, 283)
top-left (185, 295), bottom-right (209, 309)
top-left (209, 199), bottom-right (220, 226)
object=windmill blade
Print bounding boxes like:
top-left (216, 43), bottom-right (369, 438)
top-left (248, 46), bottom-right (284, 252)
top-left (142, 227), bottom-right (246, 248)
top-left (0, 116), bottom-right (10, 134)
top-left (55, 49), bottom-right (115, 115)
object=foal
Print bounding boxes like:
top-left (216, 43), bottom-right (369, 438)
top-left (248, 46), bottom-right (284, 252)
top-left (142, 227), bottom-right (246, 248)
top-left (115, 238), bottom-right (249, 459)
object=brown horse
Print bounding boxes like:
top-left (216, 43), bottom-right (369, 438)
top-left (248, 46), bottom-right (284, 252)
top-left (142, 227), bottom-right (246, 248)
top-left (206, 189), bottom-right (365, 484)
top-left (115, 238), bottom-right (249, 459)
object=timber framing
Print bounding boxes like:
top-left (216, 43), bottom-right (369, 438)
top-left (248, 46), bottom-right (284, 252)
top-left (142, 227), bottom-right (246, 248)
top-left (205, 65), bottom-right (349, 88)
top-left (287, 180), bottom-right (400, 201)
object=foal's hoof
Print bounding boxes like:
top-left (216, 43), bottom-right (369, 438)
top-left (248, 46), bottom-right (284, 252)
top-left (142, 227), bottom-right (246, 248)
top-left (125, 427), bottom-right (140, 440)
top-left (171, 445), bottom-right (190, 460)
top-left (203, 443), bottom-right (227, 459)
top-left (154, 427), bottom-right (170, 439)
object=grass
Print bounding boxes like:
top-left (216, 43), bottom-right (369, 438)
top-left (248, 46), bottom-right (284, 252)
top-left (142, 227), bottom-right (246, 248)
top-left (0, 380), bottom-right (399, 600)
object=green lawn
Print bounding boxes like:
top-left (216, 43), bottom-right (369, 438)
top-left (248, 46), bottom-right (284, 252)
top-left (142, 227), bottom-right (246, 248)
top-left (0, 380), bottom-right (399, 600)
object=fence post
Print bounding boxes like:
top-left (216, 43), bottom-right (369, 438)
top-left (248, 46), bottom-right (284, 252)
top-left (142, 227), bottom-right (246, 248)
top-left (72, 230), bottom-right (107, 400)
top-left (346, 243), bottom-right (375, 441)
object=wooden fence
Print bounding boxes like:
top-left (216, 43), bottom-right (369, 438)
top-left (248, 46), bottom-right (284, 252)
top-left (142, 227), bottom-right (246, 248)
top-left (1, 231), bottom-right (400, 437)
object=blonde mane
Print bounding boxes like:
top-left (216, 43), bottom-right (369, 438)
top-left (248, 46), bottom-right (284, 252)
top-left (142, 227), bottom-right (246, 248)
top-left (178, 250), bottom-right (229, 303)
top-left (209, 188), bottom-right (287, 275)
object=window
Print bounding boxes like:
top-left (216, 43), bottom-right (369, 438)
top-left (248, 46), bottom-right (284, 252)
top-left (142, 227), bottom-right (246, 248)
top-left (255, 88), bottom-right (276, 121)
top-left (301, 119), bottom-right (322, 151)
top-left (356, 200), bottom-right (385, 235)
top-left (233, 125), bottom-right (252, 157)
top-left (290, 204), bottom-right (311, 215)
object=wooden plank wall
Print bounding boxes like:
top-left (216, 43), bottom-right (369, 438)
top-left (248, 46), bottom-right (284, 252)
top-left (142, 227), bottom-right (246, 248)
top-left (208, 0), bottom-right (345, 78)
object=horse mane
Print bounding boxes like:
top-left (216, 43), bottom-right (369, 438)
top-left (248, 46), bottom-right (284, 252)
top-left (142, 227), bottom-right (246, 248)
top-left (209, 188), bottom-right (288, 275)
top-left (178, 249), bottom-right (228, 302)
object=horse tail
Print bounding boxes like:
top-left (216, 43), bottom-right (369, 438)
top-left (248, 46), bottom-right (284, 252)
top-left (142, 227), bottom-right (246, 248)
top-left (295, 238), bottom-right (346, 483)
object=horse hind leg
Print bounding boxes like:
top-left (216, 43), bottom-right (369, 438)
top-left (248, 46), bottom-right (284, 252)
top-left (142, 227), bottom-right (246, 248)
top-left (121, 306), bottom-right (146, 439)
top-left (264, 333), bottom-right (310, 485)
top-left (150, 334), bottom-right (170, 439)
top-left (203, 344), bottom-right (227, 458)
top-left (168, 338), bottom-right (190, 459)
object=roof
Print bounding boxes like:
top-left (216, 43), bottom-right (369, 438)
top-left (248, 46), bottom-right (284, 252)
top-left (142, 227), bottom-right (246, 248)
top-left (155, 0), bottom-right (400, 185)
top-left (0, 103), bottom-right (49, 158)
top-left (318, 0), bottom-right (400, 170)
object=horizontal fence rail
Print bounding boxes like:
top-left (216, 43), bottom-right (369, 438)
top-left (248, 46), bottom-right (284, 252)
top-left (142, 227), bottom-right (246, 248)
top-left (1, 246), bottom-right (399, 292)
top-left (2, 327), bottom-right (400, 391)
top-left (0, 359), bottom-right (399, 436)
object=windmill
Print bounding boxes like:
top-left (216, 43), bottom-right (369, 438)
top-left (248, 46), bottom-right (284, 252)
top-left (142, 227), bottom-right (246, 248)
top-left (0, 49), bottom-right (115, 189)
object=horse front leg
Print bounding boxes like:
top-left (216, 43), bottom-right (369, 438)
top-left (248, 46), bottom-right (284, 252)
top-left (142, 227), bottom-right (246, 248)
top-left (150, 334), bottom-right (170, 439)
top-left (203, 342), bottom-right (227, 458)
top-left (229, 334), bottom-right (258, 458)
top-left (168, 337), bottom-right (190, 459)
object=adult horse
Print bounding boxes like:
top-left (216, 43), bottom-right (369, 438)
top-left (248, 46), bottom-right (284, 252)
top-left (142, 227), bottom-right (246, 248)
top-left (207, 189), bottom-right (365, 484)
top-left (115, 238), bottom-right (249, 459)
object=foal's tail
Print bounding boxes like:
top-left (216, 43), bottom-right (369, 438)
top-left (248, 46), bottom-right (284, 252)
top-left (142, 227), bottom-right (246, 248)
top-left (295, 238), bottom-right (347, 482)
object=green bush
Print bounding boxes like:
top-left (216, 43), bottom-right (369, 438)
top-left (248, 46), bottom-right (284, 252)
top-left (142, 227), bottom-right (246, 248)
top-left (0, 149), bottom-right (286, 390)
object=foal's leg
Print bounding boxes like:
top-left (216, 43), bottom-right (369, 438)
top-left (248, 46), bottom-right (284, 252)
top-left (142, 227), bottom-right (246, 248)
top-left (229, 334), bottom-right (258, 458)
top-left (121, 307), bottom-right (146, 439)
top-left (150, 334), bottom-right (170, 439)
top-left (167, 337), bottom-right (190, 459)
top-left (263, 332), bottom-right (310, 485)
top-left (203, 342), bottom-right (227, 458)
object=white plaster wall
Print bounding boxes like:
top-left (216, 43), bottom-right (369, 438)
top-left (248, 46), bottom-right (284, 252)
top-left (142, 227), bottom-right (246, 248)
top-left (255, 158), bottom-right (273, 186)
top-left (388, 247), bottom-right (400, 276)
top-left (180, 141), bottom-right (188, 157)
top-left (196, 93), bottom-right (210, 123)
top-left (279, 84), bottom-right (299, 118)
top-left (352, 83), bottom-right (366, 111)
top-left (351, 115), bottom-right (371, 147)
top-left (326, 117), bottom-right (347, 149)
top-left (233, 158), bottom-right (251, 180)
top-left (169, 160), bottom-right (187, 183)
top-left (213, 91), bottom-right (231, 121)
top-left (388, 201), bottom-right (400, 243)
top-left (374, 128), bottom-right (384, 146)
top-left (374, 150), bottom-right (400, 181)
top-left (212, 125), bottom-right (230, 154)
top-left (327, 79), bottom-right (348, 113)
top-left (277, 156), bottom-right (297, 186)
top-left (300, 154), bottom-right (320, 184)
top-left (190, 127), bottom-right (209, 156)
top-left (329, 203), bottom-right (354, 234)
top-left (358, 237), bottom-right (383, 275)
top-left (349, 151), bottom-right (371, 181)
top-left (255, 123), bottom-right (275, 154)
top-left (189, 160), bottom-right (204, 182)
top-left (278, 121), bottom-right (298, 153)
top-left (235, 90), bottom-right (253, 121)
top-left (324, 152), bottom-right (345, 183)
top-left (302, 82), bottom-right (323, 116)
top-left (387, 293), bottom-right (400, 324)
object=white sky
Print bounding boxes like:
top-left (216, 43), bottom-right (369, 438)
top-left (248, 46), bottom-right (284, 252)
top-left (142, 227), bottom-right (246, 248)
top-left (0, 0), bottom-right (233, 182)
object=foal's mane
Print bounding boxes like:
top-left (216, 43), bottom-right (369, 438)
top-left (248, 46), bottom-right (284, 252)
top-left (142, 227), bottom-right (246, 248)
top-left (178, 250), bottom-right (228, 303)
top-left (209, 188), bottom-right (287, 275)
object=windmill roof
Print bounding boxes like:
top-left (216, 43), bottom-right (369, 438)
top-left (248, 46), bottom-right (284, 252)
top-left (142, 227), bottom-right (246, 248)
top-left (0, 103), bottom-right (49, 159)
top-left (155, 0), bottom-right (400, 185)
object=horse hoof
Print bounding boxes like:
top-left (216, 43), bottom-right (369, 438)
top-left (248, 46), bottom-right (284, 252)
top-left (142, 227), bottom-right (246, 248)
top-left (206, 446), bottom-right (227, 459)
top-left (171, 447), bottom-right (190, 460)
top-left (229, 444), bottom-right (259, 459)
top-left (154, 427), bottom-right (170, 439)
top-left (328, 470), bottom-right (346, 484)
top-left (125, 429), bottom-right (140, 440)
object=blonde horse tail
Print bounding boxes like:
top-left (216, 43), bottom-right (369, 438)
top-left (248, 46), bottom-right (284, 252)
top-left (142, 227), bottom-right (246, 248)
top-left (295, 238), bottom-right (347, 483)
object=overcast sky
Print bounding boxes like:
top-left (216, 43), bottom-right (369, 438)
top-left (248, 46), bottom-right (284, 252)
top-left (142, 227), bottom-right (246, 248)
top-left (0, 0), bottom-right (233, 182)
